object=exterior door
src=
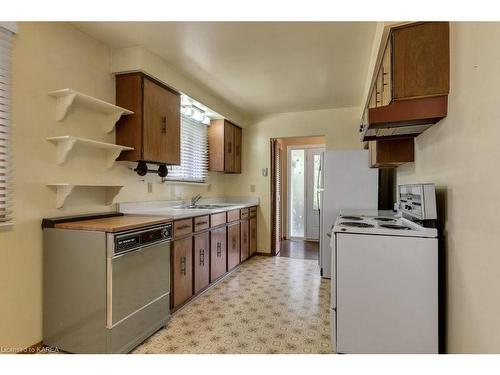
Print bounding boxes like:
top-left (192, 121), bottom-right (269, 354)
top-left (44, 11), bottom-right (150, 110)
top-left (305, 148), bottom-right (324, 240)
top-left (288, 145), bottom-right (324, 240)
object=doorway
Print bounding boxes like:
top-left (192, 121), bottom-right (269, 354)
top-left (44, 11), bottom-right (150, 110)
top-left (270, 136), bottom-right (325, 259)
top-left (288, 146), bottom-right (324, 240)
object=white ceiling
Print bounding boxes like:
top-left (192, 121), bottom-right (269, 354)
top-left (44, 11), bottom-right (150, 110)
top-left (73, 22), bottom-right (377, 115)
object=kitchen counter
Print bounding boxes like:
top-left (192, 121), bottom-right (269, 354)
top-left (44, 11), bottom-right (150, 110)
top-left (53, 214), bottom-right (173, 232)
top-left (118, 197), bottom-right (260, 220)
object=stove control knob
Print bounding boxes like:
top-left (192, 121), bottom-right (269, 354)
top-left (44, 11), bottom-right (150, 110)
top-left (161, 227), bottom-right (169, 239)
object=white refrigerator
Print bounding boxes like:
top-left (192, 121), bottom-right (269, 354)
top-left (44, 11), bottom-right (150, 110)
top-left (318, 150), bottom-right (378, 278)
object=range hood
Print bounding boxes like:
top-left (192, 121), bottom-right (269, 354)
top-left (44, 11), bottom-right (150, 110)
top-left (361, 95), bottom-right (448, 141)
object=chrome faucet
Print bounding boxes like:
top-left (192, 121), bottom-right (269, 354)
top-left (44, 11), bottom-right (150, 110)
top-left (191, 194), bottom-right (202, 207)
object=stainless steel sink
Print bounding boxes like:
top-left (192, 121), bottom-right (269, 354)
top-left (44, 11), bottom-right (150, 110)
top-left (173, 204), bottom-right (235, 210)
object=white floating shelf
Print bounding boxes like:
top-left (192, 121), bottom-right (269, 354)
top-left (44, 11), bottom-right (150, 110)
top-left (47, 136), bottom-right (133, 169)
top-left (47, 183), bottom-right (124, 209)
top-left (48, 89), bottom-right (134, 133)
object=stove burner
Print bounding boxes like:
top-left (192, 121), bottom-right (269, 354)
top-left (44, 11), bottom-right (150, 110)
top-left (340, 216), bottom-right (363, 221)
top-left (341, 221), bottom-right (374, 228)
top-left (380, 224), bottom-right (412, 230)
top-left (373, 217), bottom-right (396, 222)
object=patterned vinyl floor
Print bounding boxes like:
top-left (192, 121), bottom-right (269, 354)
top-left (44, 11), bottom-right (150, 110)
top-left (133, 255), bottom-right (332, 354)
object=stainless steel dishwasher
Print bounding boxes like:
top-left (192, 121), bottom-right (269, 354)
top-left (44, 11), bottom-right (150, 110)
top-left (43, 213), bottom-right (172, 353)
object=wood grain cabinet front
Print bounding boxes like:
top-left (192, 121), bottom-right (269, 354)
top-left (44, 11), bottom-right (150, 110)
top-left (193, 231), bottom-right (210, 294)
top-left (116, 72), bottom-right (181, 165)
top-left (240, 219), bottom-right (249, 262)
top-left (172, 236), bottom-right (193, 308)
top-left (227, 223), bottom-right (241, 271)
top-left (210, 227), bottom-right (227, 282)
top-left (208, 119), bottom-right (242, 174)
top-left (249, 216), bottom-right (257, 256)
top-left (368, 138), bottom-right (415, 168)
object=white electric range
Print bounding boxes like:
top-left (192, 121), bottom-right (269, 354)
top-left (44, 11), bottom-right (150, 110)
top-left (330, 184), bottom-right (439, 354)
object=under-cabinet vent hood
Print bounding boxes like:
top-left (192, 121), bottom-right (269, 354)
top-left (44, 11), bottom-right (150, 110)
top-left (360, 95), bottom-right (447, 141)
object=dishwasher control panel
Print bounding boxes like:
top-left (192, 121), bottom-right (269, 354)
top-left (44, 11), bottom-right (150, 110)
top-left (114, 223), bottom-right (172, 255)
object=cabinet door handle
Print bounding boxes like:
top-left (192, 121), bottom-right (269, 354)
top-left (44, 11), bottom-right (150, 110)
top-left (180, 256), bottom-right (186, 275)
top-left (216, 242), bottom-right (222, 257)
top-left (232, 237), bottom-right (236, 248)
top-left (236, 145), bottom-right (240, 157)
top-left (243, 233), bottom-right (247, 244)
top-left (228, 141), bottom-right (232, 154)
top-left (161, 116), bottom-right (167, 134)
top-left (200, 249), bottom-right (205, 266)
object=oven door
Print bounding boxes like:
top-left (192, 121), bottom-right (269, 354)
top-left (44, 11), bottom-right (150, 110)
top-left (108, 239), bottom-right (171, 327)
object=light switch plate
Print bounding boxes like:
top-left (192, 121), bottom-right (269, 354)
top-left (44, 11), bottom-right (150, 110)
top-left (250, 184), bottom-right (256, 192)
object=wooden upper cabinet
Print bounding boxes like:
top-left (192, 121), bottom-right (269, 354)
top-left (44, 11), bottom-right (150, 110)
top-left (233, 126), bottom-right (242, 173)
top-left (208, 119), bottom-right (242, 173)
top-left (392, 22), bottom-right (450, 100)
top-left (381, 40), bottom-right (392, 106)
top-left (224, 121), bottom-right (235, 172)
top-left (369, 138), bottom-right (415, 168)
top-left (116, 72), bottom-right (181, 165)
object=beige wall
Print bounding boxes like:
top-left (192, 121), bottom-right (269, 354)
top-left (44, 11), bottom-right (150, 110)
top-left (0, 22), bottom-right (239, 350)
top-left (397, 22), bottom-right (500, 353)
top-left (225, 107), bottom-right (362, 253)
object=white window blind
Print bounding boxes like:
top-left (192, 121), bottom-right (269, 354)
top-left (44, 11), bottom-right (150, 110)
top-left (167, 114), bottom-right (208, 183)
top-left (0, 27), bottom-right (12, 226)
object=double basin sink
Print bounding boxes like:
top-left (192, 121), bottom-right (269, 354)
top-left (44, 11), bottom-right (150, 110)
top-left (173, 203), bottom-right (236, 210)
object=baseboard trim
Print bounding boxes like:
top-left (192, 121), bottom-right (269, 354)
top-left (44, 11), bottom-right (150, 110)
top-left (255, 252), bottom-right (272, 256)
top-left (17, 341), bottom-right (44, 354)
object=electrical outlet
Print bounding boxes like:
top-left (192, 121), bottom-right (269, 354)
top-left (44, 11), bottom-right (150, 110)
top-left (262, 168), bottom-right (268, 177)
top-left (250, 184), bottom-right (256, 192)
top-left (207, 183), bottom-right (212, 192)
top-left (147, 182), bottom-right (153, 193)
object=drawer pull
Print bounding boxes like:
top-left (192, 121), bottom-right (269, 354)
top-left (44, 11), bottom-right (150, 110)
top-left (196, 221), bottom-right (208, 226)
top-left (200, 249), bottom-right (205, 266)
top-left (216, 242), bottom-right (222, 257)
top-left (176, 224), bottom-right (191, 230)
top-left (180, 256), bottom-right (186, 275)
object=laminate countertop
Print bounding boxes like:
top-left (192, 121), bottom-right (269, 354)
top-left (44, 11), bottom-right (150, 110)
top-left (118, 200), bottom-right (259, 220)
top-left (54, 215), bottom-right (173, 233)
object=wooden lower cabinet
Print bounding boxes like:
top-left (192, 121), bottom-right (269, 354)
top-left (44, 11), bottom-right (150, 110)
top-left (193, 231), bottom-right (210, 294)
top-left (249, 217), bottom-right (257, 255)
top-left (227, 223), bottom-right (241, 271)
top-left (210, 227), bottom-right (227, 281)
top-left (172, 236), bottom-right (193, 308)
top-left (240, 219), bottom-right (249, 261)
